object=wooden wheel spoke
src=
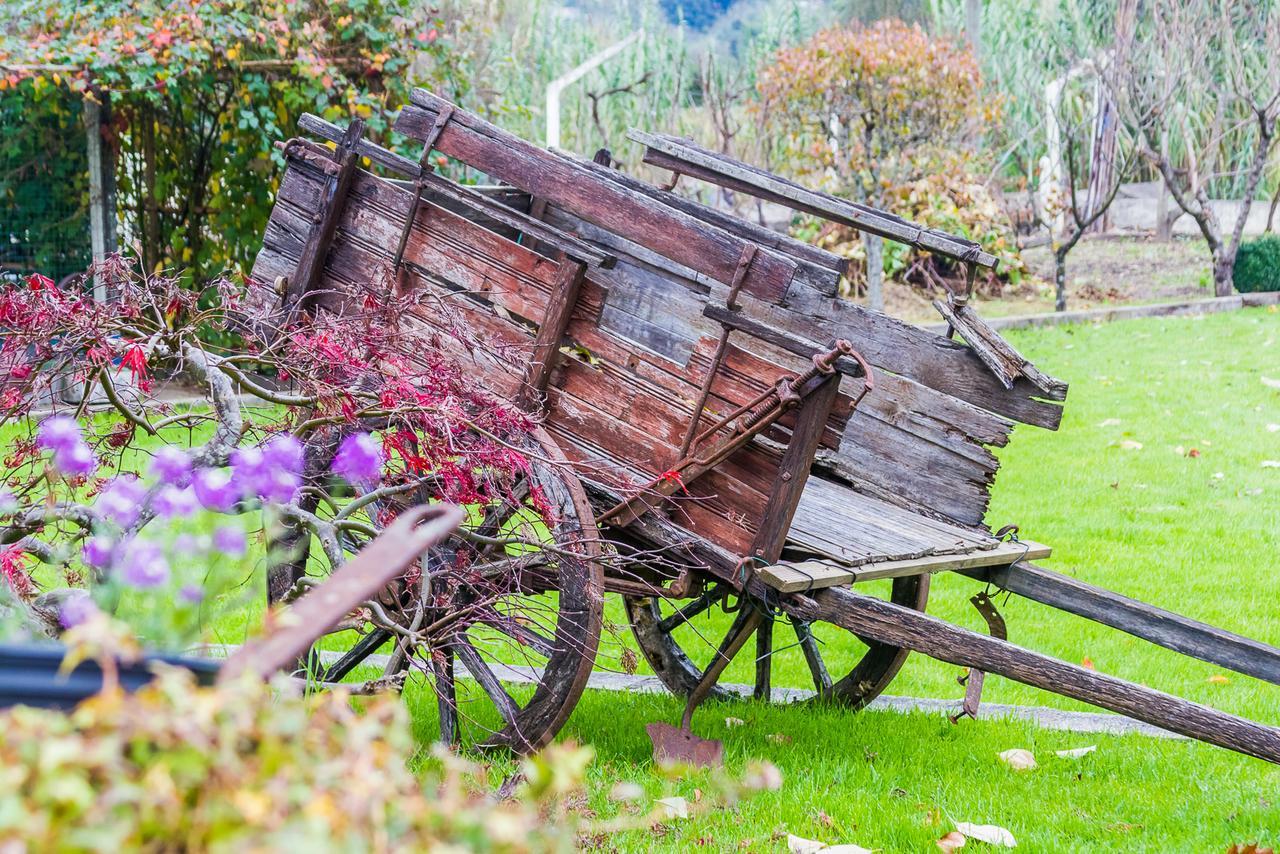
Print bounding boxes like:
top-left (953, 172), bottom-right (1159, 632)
top-left (454, 633), bottom-right (520, 727)
top-left (657, 586), bottom-right (726, 634)
top-left (479, 613), bottom-right (558, 658)
top-left (791, 616), bottom-right (833, 694)
top-left (754, 613), bottom-right (773, 701)
top-left (432, 646), bottom-right (460, 746)
top-left (320, 627), bottom-right (392, 683)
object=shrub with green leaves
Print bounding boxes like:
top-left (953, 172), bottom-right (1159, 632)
top-left (1232, 234), bottom-right (1280, 293)
top-left (0, 668), bottom-right (586, 851)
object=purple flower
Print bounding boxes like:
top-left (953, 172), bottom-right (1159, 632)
top-left (81, 536), bottom-right (115, 569)
top-left (97, 476), bottom-right (147, 527)
top-left (192, 468), bottom-right (239, 513)
top-left (151, 485), bottom-right (198, 519)
top-left (117, 539), bottom-right (169, 589)
top-left (58, 592), bottom-right (98, 629)
top-left (36, 416), bottom-right (82, 452)
top-left (231, 441), bottom-right (300, 505)
top-left (52, 441), bottom-right (97, 478)
top-left (149, 446), bottom-right (193, 487)
top-left (178, 584), bottom-right (204, 604)
top-left (0, 490), bottom-right (16, 515)
top-left (211, 525), bottom-right (246, 557)
top-left (263, 435), bottom-right (304, 477)
top-left (172, 534), bottom-right (202, 555)
top-left (332, 432), bottom-right (383, 487)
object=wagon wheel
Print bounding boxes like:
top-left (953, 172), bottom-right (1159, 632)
top-left (624, 574), bottom-right (928, 707)
top-left (304, 425), bottom-right (604, 754)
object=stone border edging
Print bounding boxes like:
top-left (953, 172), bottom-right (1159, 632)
top-left (922, 290), bottom-right (1280, 334)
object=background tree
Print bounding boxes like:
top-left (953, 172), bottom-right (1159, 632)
top-left (1110, 0), bottom-right (1280, 296)
top-left (757, 19), bottom-right (1014, 304)
top-left (0, 0), bottom-right (458, 286)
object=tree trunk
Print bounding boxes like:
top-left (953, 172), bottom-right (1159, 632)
top-left (1155, 181), bottom-right (1181, 241)
top-left (1213, 251), bottom-right (1235, 297)
top-left (864, 232), bottom-right (884, 312)
top-left (1054, 250), bottom-right (1068, 312)
top-left (964, 0), bottom-right (981, 61)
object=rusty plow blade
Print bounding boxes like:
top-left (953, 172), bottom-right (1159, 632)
top-left (647, 721), bottom-right (726, 768)
top-left (647, 608), bottom-right (764, 768)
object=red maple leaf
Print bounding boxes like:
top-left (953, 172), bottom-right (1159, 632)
top-left (148, 29), bottom-right (174, 49)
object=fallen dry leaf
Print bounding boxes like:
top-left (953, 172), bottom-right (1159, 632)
top-left (1226, 844), bottom-right (1276, 854)
top-left (1081, 657), bottom-right (1096, 670)
top-left (997, 749), bottom-right (1037, 771)
top-left (724, 716), bottom-right (745, 728)
top-left (1262, 376), bottom-right (1280, 390)
top-left (937, 831), bottom-right (967, 851)
top-left (1262, 461), bottom-right (1280, 469)
top-left (1207, 674), bottom-right (1231, 685)
top-left (787, 834), bottom-right (827, 854)
top-left (655, 797), bottom-right (688, 820)
top-left (1099, 418), bottom-right (1122, 427)
top-left (1189, 448), bottom-right (1201, 458)
top-left (955, 822), bottom-right (1016, 847)
top-left (1119, 440), bottom-right (1143, 451)
top-left (1268, 424), bottom-right (1280, 433)
top-left (609, 781), bottom-right (644, 802)
top-left (1055, 745), bottom-right (1097, 759)
top-left (767, 733), bottom-right (793, 745)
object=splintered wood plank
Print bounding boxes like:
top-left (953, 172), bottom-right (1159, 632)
top-left (760, 540), bottom-right (1052, 592)
top-left (395, 90), bottom-right (798, 302)
top-left (932, 299), bottom-right (1067, 398)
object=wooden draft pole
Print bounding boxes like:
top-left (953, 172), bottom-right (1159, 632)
top-left (789, 586), bottom-right (1280, 765)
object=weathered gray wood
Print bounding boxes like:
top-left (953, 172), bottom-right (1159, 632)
top-left (397, 90), bottom-right (798, 302)
top-left (761, 541), bottom-right (1052, 591)
top-left (759, 286), bottom-right (1067, 429)
top-left (555, 149), bottom-right (845, 296)
top-left (297, 113), bottom-right (614, 270)
top-left (631, 129), bottom-right (999, 269)
top-left (964, 562), bottom-right (1280, 687)
top-left (793, 585), bottom-right (1280, 765)
top-left (933, 299), bottom-right (1066, 397)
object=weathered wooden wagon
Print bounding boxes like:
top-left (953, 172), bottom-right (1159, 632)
top-left (248, 90), bottom-right (1280, 764)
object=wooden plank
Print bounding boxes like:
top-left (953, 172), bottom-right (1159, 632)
top-left (298, 113), bottom-right (615, 270)
top-left (933, 299), bottom-right (1066, 397)
top-left (792, 586), bottom-right (1280, 765)
top-left (518, 259), bottom-right (586, 411)
top-left (555, 149), bottom-right (846, 295)
top-left (758, 286), bottom-right (1067, 429)
top-left (962, 562), bottom-right (1280, 687)
top-left (286, 120), bottom-right (364, 317)
top-left (757, 537), bottom-right (1049, 591)
top-left (632, 129), bottom-right (999, 269)
top-left (749, 375), bottom-right (841, 563)
top-left (395, 90), bottom-right (798, 302)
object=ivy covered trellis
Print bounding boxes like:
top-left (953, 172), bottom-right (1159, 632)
top-left (0, 0), bottom-right (459, 287)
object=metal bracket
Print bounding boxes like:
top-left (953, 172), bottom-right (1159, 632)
top-left (949, 590), bottom-right (1008, 723)
top-left (390, 104), bottom-right (456, 275)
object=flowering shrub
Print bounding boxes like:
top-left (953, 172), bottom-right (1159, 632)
top-left (0, 667), bottom-right (587, 851)
top-left (0, 257), bottom-right (540, 656)
top-left (757, 19), bottom-right (1021, 289)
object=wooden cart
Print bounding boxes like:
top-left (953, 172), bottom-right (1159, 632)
top-left (248, 90), bottom-right (1280, 764)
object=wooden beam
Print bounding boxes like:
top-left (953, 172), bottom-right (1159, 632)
top-left (702, 304), bottom-right (869, 379)
top-left (395, 90), bottom-right (797, 302)
top-left (286, 119), bottom-right (364, 318)
top-left (632, 129), bottom-right (999, 270)
top-left (792, 585), bottom-right (1280, 765)
top-left (760, 541), bottom-right (1053, 592)
top-left (964, 561), bottom-right (1280, 687)
top-left (933, 300), bottom-right (1065, 397)
top-left (297, 113), bottom-right (615, 271)
top-left (518, 259), bottom-right (587, 411)
top-left (749, 375), bottom-right (841, 564)
top-left (555, 149), bottom-right (846, 295)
